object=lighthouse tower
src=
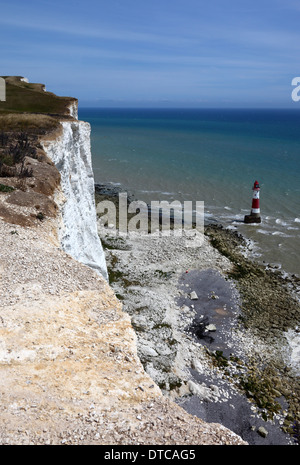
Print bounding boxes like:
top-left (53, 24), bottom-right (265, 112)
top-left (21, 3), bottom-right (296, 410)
top-left (244, 180), bottom-right (261, 224)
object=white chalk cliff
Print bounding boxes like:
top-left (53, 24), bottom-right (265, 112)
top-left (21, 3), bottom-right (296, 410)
top-left (0, 77), bottom-right (248, 445)
top-left (41, 109), bottom-right (108, 280)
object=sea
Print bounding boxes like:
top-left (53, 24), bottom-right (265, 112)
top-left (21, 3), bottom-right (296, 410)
top-left (78, 107), bottom-right (300, 279)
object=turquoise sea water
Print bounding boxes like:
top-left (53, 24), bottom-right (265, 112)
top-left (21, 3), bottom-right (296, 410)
top-left (79, 108), bottom-right (300, 277)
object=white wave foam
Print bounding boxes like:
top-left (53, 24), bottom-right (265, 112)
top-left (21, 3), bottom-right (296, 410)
top-left (294, 218), bottom-right (300, 223)
top-left (257, 228), bottom-right (269, 235)
top-left (275, 218), bottom-right (289, 226)
top-left (107, 181), bottom-right (122, 186)
top-left (272, 231), bottom-right (292, 237)
top-left (137, 189), bottom-right (176, 195)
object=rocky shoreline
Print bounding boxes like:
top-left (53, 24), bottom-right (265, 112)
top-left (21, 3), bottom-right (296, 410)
top-left (0, 78), bottom-right (250, 446)
top-left (95, 183), bottom-right (300, 445)
top-left (0, 183), bottom-right (247, 446)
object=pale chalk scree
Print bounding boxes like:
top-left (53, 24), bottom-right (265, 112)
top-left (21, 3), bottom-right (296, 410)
top-left (41, 108), bottom-right (108, 281)
top-left (244, 180), bottom-right (261, 224)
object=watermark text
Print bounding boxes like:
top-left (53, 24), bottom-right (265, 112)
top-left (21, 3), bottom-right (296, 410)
top-left (96, 193), bottom-right (204, 247)
top-left (291, 77), bottom-right (300, 102)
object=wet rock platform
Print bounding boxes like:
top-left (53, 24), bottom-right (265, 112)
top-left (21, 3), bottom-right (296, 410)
top-left (95, 186), bottom-right (299, 445)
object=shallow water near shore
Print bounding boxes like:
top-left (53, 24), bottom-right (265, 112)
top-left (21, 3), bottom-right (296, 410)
top-left (80, 107), bottom-right (300, 277)
top-left (177, 269), bottom-right (240, 356)
top-left (176, 268), bottom-right (294, 445)
top-left (89, 107), bottom-right (300, 444)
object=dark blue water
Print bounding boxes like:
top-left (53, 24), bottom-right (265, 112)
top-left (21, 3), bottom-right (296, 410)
top-left (79, 107), bottom-right (300, 276)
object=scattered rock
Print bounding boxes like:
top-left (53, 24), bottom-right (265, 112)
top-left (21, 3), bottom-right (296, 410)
top-left (140, 345), bottom-right (159, 358)
top-left (206, 324), bottom-right (217, 332)
top-left (190, 291), bottom-right (198, 300)
top-left (257, 426), bottom-right (268, 438)
top-left (187, 381), bottom-right (219, 402)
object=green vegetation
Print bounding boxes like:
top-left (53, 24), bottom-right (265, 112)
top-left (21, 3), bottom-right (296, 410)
top-left (0, 132), bottom-right (37, 178)
top-left (205, 224), bottom-right (300, 440)
top-left (154, 269), bottom-right (175, 280)
top-left (0, 113), bottom-right (60, 132)
top-left (0, 76), bottom-right (75, 134)
top-left (0, 77), bottom-right (72, 226)
top-left (0, 76), bottom-right (76, 117)
top-left (209, 349), bottom-right (229, 368)
top-left (0, 76), bottom-right (75, 181)
top-left (0, 183), bottom-right (15, 192)
top-left (204, 224), bottom-right (300, 336)
top-left (205, 348), bottom-right (283, 422)
top-left (36, 212), bottom-right (45, 221)
top-left (239, 371), bottom-right (282, 421)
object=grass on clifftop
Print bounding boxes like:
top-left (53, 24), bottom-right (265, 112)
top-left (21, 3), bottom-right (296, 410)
top-left (0, 76), bottom-right (76, 131)
top-left (0, 113), bottom-right (60, 133)
top-left (0, 76), bottom-right (72, 186)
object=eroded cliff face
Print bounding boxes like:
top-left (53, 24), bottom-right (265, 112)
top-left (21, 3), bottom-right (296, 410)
top-left (0, 79), bottom-right (247, 444)
top-left (41, 115), bottom-right (108, 281)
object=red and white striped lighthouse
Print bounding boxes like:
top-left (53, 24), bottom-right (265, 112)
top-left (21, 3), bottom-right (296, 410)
top-left (244, 180), bottom-right (261, 223)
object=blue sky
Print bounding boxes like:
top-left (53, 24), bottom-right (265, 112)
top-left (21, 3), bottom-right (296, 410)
top-left (1, 0), bottom-right (300, 107)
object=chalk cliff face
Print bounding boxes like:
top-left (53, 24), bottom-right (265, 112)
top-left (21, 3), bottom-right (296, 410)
top-left (0, 77), bottom-right (248, 445)
top-left (41, 113), bottom-right (108, 281)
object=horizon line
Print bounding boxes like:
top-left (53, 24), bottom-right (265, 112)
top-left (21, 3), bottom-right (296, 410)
top-left (78, 105), bottom-right (300, 110)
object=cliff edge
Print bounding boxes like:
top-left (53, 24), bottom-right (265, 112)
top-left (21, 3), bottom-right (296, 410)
top-left (0, 77), bottom-right (246, 445)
